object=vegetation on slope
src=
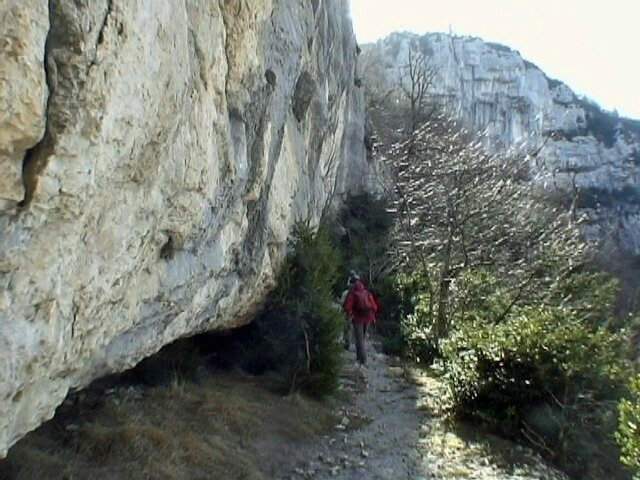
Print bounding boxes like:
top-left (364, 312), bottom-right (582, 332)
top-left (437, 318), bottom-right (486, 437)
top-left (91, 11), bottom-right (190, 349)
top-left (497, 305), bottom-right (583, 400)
top-left (0, 355), bottom-right (336, 480)
top-left (359, 50), bottom-right (639, 478)
top-left (617, 374), bottom-right (640, 479)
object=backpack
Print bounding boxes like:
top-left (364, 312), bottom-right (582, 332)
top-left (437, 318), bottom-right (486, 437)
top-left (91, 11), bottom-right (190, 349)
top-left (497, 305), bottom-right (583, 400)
top-left (352, 289), bottom-right (374, 315)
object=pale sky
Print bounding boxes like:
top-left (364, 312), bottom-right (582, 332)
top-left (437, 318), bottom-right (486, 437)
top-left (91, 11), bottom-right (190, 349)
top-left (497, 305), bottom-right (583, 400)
top-left (350, 0), bottom-right (640, 119)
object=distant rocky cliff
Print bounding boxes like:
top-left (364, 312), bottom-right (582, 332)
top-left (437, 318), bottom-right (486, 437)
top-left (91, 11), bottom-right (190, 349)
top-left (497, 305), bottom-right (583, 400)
top-left (361, 32), bottom-right (640, 254)
top-left (0, 0), bottom-right (373, 456)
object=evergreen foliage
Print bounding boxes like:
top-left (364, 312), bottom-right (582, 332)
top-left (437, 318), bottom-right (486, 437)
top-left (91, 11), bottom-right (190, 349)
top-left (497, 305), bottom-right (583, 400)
top-left (395, 264), bottom-right (632, 476)
top-left (617, 374), bottom-right (640, 478)
top-left (334, 193), bottom-right (394, 286)
top-left (332, 193), bottom-right (400, 353)
top-left (441, 277), bottom-right (629, 473)
top-left (259, 221), bottom-right (344, 397)
top-left (216, 221), bottom-right (344, 398)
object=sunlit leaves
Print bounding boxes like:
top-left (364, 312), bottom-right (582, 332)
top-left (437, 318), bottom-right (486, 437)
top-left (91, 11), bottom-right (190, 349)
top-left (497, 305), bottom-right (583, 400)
top-left (616, 374), bottom-right (640, 477)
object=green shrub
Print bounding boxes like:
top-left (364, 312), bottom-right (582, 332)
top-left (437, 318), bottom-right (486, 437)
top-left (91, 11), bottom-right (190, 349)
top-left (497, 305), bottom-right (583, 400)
top-left (371, 274), bottom-right (406, 355)
top-left (394, 266), bottom-right (439, 363)
top-left (443, 305), bottom-right (626, 420)
top-left (334, 192), bottom-right (393, 286)
top-left (448, 269), bottom-right (512, 325)
top-left (617, 374), bottom-right (640, 478)
top-left (393, 264), bottom-right (634, 474)
top-left (395, 267), bottom-right (509, 363)
top-left (442, 302), bottom-right (629, 475)
top-left (240, 221), bottom-right (344, 397)
top-left (548, 271), bottom-right (620, 328)
top-left (401, 298), bottom-right (437, 363)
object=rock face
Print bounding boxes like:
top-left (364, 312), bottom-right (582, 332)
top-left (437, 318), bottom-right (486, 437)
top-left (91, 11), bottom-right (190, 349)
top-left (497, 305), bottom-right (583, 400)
top-left (361, 32), bottom-right (640, 254)
top-left (0, 0), bottom-right (373, 456)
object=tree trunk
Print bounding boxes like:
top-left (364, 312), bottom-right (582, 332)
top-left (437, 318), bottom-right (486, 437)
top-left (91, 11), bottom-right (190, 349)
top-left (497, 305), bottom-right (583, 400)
top-left (435, 231), bottom-right (453, 339)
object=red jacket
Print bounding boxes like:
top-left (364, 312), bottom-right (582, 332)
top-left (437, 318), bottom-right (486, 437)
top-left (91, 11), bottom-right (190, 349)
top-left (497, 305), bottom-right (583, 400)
top-left (345, 281), bottom-right (377, 324)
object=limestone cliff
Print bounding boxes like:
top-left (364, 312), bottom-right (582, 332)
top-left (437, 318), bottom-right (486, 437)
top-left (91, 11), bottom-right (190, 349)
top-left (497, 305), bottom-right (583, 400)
top-left (0, 0), bottom-right (373, 455)
top-left (361, 32), bottom-right (640, 254)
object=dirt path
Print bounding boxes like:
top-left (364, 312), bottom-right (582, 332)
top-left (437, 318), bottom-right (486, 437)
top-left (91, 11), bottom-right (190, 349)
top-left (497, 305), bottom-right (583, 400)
top-left (1, 339), bottom-right (571, 480)
top-left (283, 343), bottom-right (569, 480)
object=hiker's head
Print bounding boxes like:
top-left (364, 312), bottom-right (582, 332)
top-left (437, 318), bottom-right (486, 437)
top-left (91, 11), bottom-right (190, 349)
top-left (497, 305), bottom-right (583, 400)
top-left (348, 271), bottom-right (362, 291)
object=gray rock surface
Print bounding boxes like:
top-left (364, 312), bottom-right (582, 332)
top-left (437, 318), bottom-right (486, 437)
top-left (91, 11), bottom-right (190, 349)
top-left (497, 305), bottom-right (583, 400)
top-left (0, 0), bottom-right (374, 456)
top-left (362, 32), bottom-right (640, 254)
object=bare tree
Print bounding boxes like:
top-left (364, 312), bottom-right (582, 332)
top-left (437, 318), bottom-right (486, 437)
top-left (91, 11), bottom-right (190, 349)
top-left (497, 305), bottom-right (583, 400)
top-left (361, 41), bottom-right (438, 155)
top-left (362, 40), bottom-right (590, 341)
top-left (398, 43), bottom-right (438, 134)
top-left (387, 114), bottom-right (590, 339)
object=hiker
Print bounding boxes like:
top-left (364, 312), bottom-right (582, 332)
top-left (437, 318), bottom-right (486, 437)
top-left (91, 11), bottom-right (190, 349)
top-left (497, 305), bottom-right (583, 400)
top-left (340, 271), bottom-right (361, 349)
top-left (344, 271), bottom-right (377, 365)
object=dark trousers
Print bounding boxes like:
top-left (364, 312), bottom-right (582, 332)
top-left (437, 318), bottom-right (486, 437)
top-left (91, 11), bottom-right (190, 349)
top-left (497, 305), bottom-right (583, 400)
top-left (353, 322), bottom-right (369, 364)
top-left (343, 320), bottom-right (351, 350)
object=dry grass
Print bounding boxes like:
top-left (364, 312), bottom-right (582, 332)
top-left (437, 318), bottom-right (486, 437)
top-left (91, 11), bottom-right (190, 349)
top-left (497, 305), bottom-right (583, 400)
top-left (0, 372), bottom-right (337, 480)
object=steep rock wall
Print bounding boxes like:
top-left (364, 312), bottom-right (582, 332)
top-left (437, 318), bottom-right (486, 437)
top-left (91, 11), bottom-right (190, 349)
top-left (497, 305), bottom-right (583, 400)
top-left (362, 32), bottom-right (640, 254)
top-left (0, 0), bottom-right (373, 455)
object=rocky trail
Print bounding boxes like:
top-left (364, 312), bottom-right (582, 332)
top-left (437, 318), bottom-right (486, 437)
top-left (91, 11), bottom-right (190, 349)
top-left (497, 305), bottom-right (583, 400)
top-left (282, 342), bottom-right (569, 480)
top-left (1, 338), bottom-right (571, 480)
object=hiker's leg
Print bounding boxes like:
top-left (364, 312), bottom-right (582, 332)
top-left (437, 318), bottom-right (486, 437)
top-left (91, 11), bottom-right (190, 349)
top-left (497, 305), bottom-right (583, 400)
top-left (354, 322), bottom-right (366, 364)
top-left (352, 322), bottom-right (359, 356)
top-left (362, 323), bottom-right (370, 358)
top-left (343, 319), bottom-right (350, 350)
